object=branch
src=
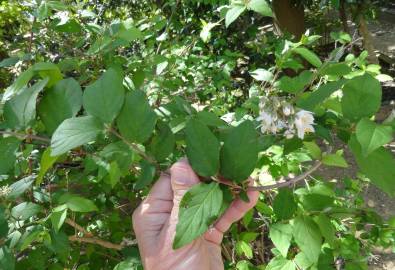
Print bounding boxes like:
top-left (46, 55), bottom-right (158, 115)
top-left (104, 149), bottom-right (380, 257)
top-left (247, 161), bottom-right (322, 191)
top-left (68, 235), bottom-right (124, 250)
top-left (65, 218), bottom-right (93, 237)
top-left (109, 128), bottom-right (158, 166)
top-left (248, 145), bottom-right (333, 191)
top-left (0, 130), bottom-right (50, 143)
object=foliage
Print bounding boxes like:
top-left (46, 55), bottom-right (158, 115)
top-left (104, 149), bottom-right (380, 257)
top-left (0, 0), bottom-right (394, 269)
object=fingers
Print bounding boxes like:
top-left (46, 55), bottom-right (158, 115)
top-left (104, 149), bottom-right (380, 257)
top-left (205, 181), bottom-right (259, 245)
top-left (170, 158), bottom-right (200, 206)
top-left (132, 173), bottom-right (173, 234)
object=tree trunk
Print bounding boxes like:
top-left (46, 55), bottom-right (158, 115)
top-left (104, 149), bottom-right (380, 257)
top-left (358, 15), bottom-right (379, 64)
top-left (339, 0), bottom-right (350, 34)
top-left (272, 0), bottom-right (305, 40)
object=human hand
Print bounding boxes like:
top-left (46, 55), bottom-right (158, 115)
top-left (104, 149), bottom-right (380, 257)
top-left (132, 159), bottom-right (259, 270)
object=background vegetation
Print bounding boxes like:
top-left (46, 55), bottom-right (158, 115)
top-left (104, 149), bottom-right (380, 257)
top-left (0, 0), bottom-right (394, 269)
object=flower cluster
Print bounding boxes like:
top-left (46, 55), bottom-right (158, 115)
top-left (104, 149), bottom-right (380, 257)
top-left (257, 96), bottom-right (315, 139)
top-left (0, 185), bottom-right (11, 198)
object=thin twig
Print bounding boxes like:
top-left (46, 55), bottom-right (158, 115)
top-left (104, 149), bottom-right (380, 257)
top-left (65, 218), bottom-right (93, 237)
top-left (0, 130), bottom-right (50, 143)
top-left (248, 161), bottom-right (323, 191)
top-left (68, 235), bottom-right (124, 250)
top-left (248, 145), bottom-right (333, 191)
top-left (109, 128), bottom-right (157, 165)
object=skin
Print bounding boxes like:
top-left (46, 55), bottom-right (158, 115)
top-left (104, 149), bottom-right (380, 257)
top-left (133, 159), bottom-right (259, 270)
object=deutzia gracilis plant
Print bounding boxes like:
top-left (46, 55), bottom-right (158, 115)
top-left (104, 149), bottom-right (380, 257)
top-left (0, 0), bottom-right (394, 269)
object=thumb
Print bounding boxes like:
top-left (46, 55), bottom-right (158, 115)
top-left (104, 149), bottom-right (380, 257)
top-left (170, 158), bottom-right (200, 206)
top-left (159, 158), bottom-right (200, 248)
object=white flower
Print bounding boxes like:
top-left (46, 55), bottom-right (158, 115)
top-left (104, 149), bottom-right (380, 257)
top-left (257, 111), bottom-right (273, 133)
top-left (272, 96), bottom-right (281, 109)
top-left (221, 112), bottom-right (235, 124)
top-left (0, 185), bottom-right (11, 198)
top-left (284, 129), bottom-right (295, 139)
top-left (259, 96), bottom-right (269, 110)
top-left (282, 102), bottom-right (294, 116)
top-left (294, 110), bottom-right (315, 139)
top-left (269, 124), bottom-right (279, 134)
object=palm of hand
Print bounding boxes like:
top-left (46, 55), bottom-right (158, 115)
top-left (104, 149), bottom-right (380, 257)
top-left (133, 159), bottom-right (258, 270)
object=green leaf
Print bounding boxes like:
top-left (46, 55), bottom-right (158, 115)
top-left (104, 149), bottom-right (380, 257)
top-left (322, 153), bottom-right (348, 168)
top-left (174, 182), bottom-right (223, 249)
top-left (236, 260), bottom-right (254, 270)
top-left (0, 137), bottom-right (20, 175)
top-left (303, 141), bottom-right (322, 159)
top-left (293, 216), bottom-right (322, 263)
top-left (0, 57), bottom-right (19, 68)
top-left (33, 62), bottom-right (63, 87)
top-left (37, 148), bottom-right (60, 185)
top-left (314, 214), bottom-right (335, 247)
top-left (7, 176), bottom-right (34, 199)
top-left (341, 74), bottom-right (381, 122)
top-left (225, 5), bottom-right (246, 28)
top-left (64, 196), bottom-right (98, 212)
top-left (54, 18), bottom-right (81, 33)
top-left (38, 78), bottom-right (82, 134)
top-left (196, 111), bottom-right (226, 127)
top-left (148, 122), bottom-right (175, 161)
top-left (220, 121), bottom-right (258, 182)
top-left (0, 247), bottom-right (15, 270)
top-left (83, 67), bottom-right (125, 123)
top-left (277, 71), bottom-right (313, 93)
top-left (0, 207), bottom-right (8, 238)
top-left (320, 62), bottom-right (352, 76)
top-left (356, 118), bottom-right (393, 156)
top-left (21, 230), bottom-right (44, 251)
top-left (349, 135), bottom-right (395, 196)
top-left (250, 69), bottom-right (273, 82)
top-left (247, 0), bottom-right (273, 17)
top-left (114, 258), bottom-right (142, 270)
top-left (294, 252), bottom-right (314, 269)
top-left (297, 79), bottom-right (346, 111)
top-left (134, 160), bottom-right (156, 189)
top-left (200, 21), bottom-right (219, 43)
top-left (273, 189), bottom-right (297, 220)
top-left (11, 202), bottom-right (42, 220)
top-left (116, 91), bottom-right (157, 143)
top-left (293, 47), bottom-right (322, 67)
top-left (4, 79), bottom-right (48, 129)
top-left (266, 256), bottom-right (296, 270)
top-left (300, 193), bottom-right (334, 211)
top-left (2, 67), bottom-right (34, 102)
top-left (269, 223), bottom-right (293, 257)
top-left (51, 116), bottom-right (103, 156)
top-left (100, 141), bottom-right (133, 173)
top-left (109, 161), bottom-right (121, 188)
top-left (240, 232), bottom-right (259, 242)
top-left (185, 119), bottom-right (220, 177)
top-left (117, 20), bottom-right (142, 42)
top-left (49, 231), bottom-right (70, 260)
top-left (51, 208), bottom-right (68, 232)
top-left (236, 241), bottom-right (253, 259)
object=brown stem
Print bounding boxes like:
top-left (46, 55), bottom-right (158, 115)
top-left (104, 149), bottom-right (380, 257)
top-left (247, 161), bottom-right (323, 191)
top-left (248, 145), bottom-right (333, 191)
top-left (65, 218), bottom-right (93, 237)
top-left (68, 235), bottom-right (124, 250)
top-left (109, 128), bottom-right (157, 166)
top-left (0, 130), bottom-right (50, 143)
